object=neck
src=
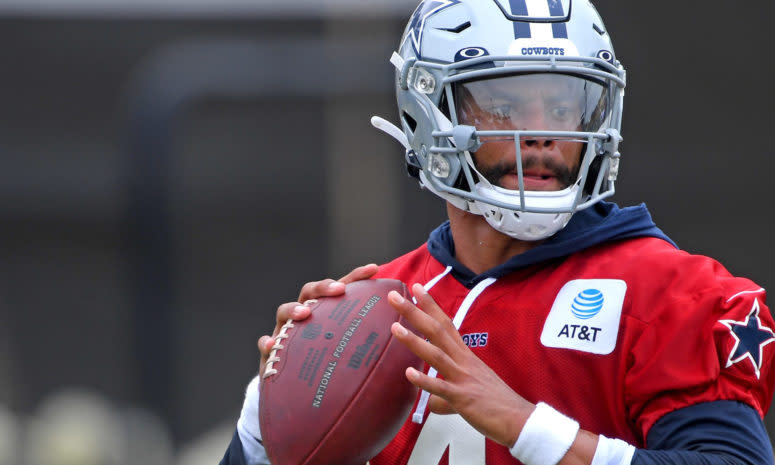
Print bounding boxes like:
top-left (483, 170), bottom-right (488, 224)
top-left (447, 203), bottom-right (543, 275)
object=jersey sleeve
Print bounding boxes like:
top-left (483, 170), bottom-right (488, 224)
top-left (632, 400), bottom-right (774, 465)
top-left (623, 255), bottom-right (775, 442)
top-left (220, 429), bottom-right (247, 465)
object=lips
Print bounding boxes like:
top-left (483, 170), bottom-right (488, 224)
top-left (475, 152), bottom-right (576, 191)
top-left (499, 169), bottom-right (563, 191)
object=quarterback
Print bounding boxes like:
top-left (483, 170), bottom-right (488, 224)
top-left (222, 0), bottom-right (775, 464)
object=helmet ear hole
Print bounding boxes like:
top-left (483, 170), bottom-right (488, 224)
top-left (402, 112), bottom-right (417, 133)
top-left (438, 92), bottom-right (452, 120)
top-left (584, 156), bottom-right (605, 195)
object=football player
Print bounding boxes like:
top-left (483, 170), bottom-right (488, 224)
top-left (222, 0), bottom-right (775, 464)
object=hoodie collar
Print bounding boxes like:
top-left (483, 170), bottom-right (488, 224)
top-left (427, 202), bottom-right (676, 288)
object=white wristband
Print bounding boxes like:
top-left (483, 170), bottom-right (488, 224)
top-left (591, 435), bottom-right (636, 465)
top-left (237, 375), bottom-right (272, 465)
top-left (509, 402), bottom-right (580, 465)
top-left (237, 375), bottom-right (262, 442)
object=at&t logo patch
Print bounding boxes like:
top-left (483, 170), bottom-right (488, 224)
top-left (540, 279), bottom-right (626, 355)
top-left (571, 289), bottom-right (604, 319)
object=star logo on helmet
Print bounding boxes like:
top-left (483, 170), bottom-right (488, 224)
top-left (719, 298), bottom-right (775, 379)
top-left (404, 0), bottom-right (461, 57)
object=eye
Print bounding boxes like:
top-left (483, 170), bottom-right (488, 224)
top-left (550, 105), bottom-right (572, 121)
top-left (485, 104), bottom-right (512, 120)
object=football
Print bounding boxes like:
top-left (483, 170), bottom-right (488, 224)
top-left (259, 279), bottom-right (424, 465)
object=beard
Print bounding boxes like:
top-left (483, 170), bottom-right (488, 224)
top-left (476, 154), bottom-right (578, 189)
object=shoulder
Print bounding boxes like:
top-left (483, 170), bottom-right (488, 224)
top-left (578, 236), bottom-right (695, 271)
top-left (374, 242), bottom-right (445, 284)
top-left (574, 237), bottom-right (765, 322)
top-left (600, 241), bottom-right (775, 436)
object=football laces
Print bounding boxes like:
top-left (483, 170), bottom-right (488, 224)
top-left (263, 319), bottom-right (294, 379)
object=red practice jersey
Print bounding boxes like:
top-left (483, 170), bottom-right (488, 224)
top-left (370, 236), bottom-right (775, 465)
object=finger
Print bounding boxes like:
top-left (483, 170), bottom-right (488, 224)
top-left (391, 319), bottom-right (456, 377)
top-left (388, 291), bottom-right (434, 338)
top-left (390, 286), bottom-right (459, 352)
top-left (296, 265), bottom-right (378, 303)
top-left (405, 366), bottom-right (453, 400)
top-left (428, 394), bottom-right (457, 415)
top-left (411, 283), bottom-right (453, 325)
top-left (298, 279), bottom-right (346, 303)
top-left (257, 335), bottom-right (275, 357)
top-left (411, 283), bottom-right (469, 351)
top-left (275, 302), bottom-right (312, 330)
top-left (257, 335), bottom-right (275, 376)
top-left (337, 263), bottom-right (379, 284)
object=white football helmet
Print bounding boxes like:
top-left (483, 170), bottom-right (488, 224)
top-left (372, 0), bottom-right (626, 241)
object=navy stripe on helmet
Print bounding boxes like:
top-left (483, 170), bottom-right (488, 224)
top-left (547, 0), bottom-right (568, 38)
top-left (509, 0), bottom-right (531, 38)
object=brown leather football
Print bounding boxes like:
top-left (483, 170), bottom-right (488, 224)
top-left (259, 278), bottom-right (423, 465)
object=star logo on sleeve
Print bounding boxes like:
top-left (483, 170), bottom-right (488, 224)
top-left (719, 299), bottom-right (775, 379)
top-left (403, 0), bottom-right (461, 56)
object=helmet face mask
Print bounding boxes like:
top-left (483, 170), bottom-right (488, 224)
top-left (381, 0), bottom-right (626, 241)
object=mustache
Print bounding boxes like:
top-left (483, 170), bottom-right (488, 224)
top-left (477, 156), bottom-right (577, 188)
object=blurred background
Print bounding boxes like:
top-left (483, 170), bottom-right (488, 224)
top-left (0, 0), bottom-right (773, 463)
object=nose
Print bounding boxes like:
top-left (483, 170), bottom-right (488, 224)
top-left (522, 136), bottom-right (554, 149)
top-left (517, 109), bottom-right (555, 149)
top-left (521, 128), bottom-right (556, 151)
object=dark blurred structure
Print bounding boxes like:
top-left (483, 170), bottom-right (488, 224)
top-left (0, 0), bottom-right (772, 458)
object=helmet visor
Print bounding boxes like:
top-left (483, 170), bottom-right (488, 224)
top-left (455, 73), bottom-right (608, 135)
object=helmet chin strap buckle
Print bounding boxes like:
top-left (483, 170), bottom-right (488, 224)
top-left (608, 155), bottom-right (620, 182)
top-left (405, 149), bottom-right (421, 170)
top-left (602, 128), bottom-right (622, 154)
top-left (452, 125), bottom-right (481, 152)
top-left (602, 128), bottom-right (622, 182)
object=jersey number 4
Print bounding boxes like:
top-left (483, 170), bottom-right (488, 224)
top-left (407, 413), bottom-right (486, 465)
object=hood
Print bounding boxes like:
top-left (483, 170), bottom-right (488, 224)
top-left (427, 201), bottom-right (676, 288)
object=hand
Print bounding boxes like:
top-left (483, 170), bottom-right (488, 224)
top-left (257, 263), bottom-right (379, 376)
top-left (388, 283), bottom-right (535, 448)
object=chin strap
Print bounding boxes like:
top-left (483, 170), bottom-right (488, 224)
top-left (370, 115), bottom-right (424, 178)
top-left (370, 116), bottom-right (410, 151)
top-left (370, 115), bottom-right (481, 214)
